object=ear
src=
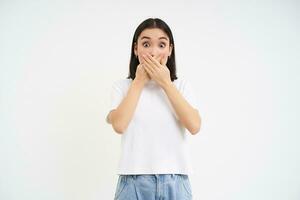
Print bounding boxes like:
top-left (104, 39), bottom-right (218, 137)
top-left (168, 44), bottom-right (173, 57)
top-left (134, 42), bottom-right (138, 56)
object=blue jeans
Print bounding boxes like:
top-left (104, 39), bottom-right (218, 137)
top-left (114, 174), bottom-right (193, 200)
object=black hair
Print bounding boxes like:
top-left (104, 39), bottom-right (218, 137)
top-left (127, 18), bottom-right (178, 81)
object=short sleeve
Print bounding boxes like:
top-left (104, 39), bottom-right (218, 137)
top-left (182, 80), bottom-right (200, 111)
top-left (106, 80), bottom-right (126, 123)
top-left (110, 81), bottom-right (125, 111)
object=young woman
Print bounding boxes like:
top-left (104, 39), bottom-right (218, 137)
top-left (106, 18), bottom-right (201, 200)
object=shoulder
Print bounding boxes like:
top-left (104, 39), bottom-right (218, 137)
top-left (112, 78), bottom-right (132, 87)
top-left (173, 77), bottom-right (198, 96)
top-left (173, 77), bottom-right (191, 90)
top-left (111, 78), bottom-right (133, 93)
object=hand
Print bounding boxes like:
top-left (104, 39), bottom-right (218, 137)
top-left (135, 63), bottom-right (151, 85)
top-left (141, 53), bottom-right (172, 88)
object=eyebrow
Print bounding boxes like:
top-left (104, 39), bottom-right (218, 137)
top-left (140, 36), bottom-right (169, 41)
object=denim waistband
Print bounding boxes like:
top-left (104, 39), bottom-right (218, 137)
top-left (119, 174), bottom-right (188, 184)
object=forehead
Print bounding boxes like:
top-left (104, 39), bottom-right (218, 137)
top-left (138, 28), bottom-right (169, 41)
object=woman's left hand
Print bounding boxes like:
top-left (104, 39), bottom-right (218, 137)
top-left (141, 53), bottom-right (172, 88)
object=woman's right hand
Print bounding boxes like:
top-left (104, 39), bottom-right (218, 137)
top-left (135, 64), bottom-right (150, 85)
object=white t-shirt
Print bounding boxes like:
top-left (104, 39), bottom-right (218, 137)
top-left (108, 78), bottom-right (200, 175)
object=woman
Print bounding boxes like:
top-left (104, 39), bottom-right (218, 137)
top-left (106, 18), bottom-right (201, 200)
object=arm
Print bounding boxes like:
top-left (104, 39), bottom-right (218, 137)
top-left (107, 79), bottom-right (145, 134)
top-left (161, 82), bottom-right (201, 135)
top-left (140, 53), bottom-right (201, 135)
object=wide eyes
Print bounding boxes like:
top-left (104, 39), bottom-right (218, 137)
top-left (159, 43), bottom-right (166, 48)
top-left (142, 41), bottom-right (166, 48)
top-left (142, 42), bottom-right (150, 47)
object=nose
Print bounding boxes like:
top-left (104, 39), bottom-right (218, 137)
top-left (149, 47), bottom-right (159, 57)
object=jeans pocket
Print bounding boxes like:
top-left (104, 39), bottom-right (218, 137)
top-left (114, 176), bottom-right (128, 200)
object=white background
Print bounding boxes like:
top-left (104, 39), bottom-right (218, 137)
top-left (1, 0), bottom-right (299, 199)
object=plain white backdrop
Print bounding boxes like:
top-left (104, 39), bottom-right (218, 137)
top-left (1, 0), bottom-right (299, 199)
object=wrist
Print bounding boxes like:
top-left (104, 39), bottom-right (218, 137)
top-left (161, 80), bottom-right (173, 90)
top-left (132, 78), bottom-right (146, 88)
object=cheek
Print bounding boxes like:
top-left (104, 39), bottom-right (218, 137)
top-left (138, 49), bottom-right (149, 55)
top-left (161, 53), bottom-right (168, 61)
top-left (136, 49), bottom-right (144, 63)
top-left (160, 50), bottom-right (169, 57)
top-left (137, 49), bottom-right (148, 62)
top-left (137, 45), bottom-right (149, 54)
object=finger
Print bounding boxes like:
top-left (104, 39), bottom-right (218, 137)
top-left (142, 54), bottom-right (153, 64)
top-left (158, 54), bottom-right (163, 65)
top-left (137, 64), bottom-right (142, 71)
top-left (145, 62), bottom-right (155, 73)
top-left (141, 58), bottom-right (153, 72)
top-left (140, 64), bottom-right (147, 72)
top-left (153, 54), bottom-right (163, 65)
top-left (140, 56), bottom-right (146, 64)
top-left (153, 54), bottom-right (160, 63)
top-left (146, 53), bottom-right (162, 68)
top-left (142, 54), bottom-right (157, 70)
top-left (143, 64), bottom-right (153, 76)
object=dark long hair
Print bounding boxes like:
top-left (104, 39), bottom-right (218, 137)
top-left (127, 18), bottom-right (178, 81)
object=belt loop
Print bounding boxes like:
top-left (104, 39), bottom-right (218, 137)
top-left (124, 175), bottom-right (128, 183)
top-left (126, 175), bottom-right (131, 184)
top-left (154, 174), bottom-right (159, 181)
top-left (133, 175), bottom-right (137, 180)
top-left (178, 174), bottom-right (182, 181)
